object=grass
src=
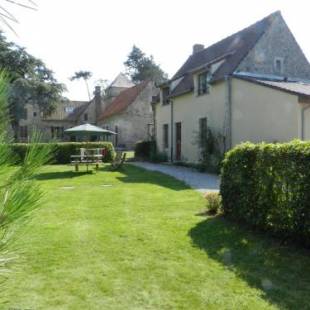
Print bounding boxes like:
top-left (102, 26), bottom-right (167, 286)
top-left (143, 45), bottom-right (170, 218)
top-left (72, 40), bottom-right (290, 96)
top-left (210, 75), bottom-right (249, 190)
top-left (1, 164), bottom-right (310, 309)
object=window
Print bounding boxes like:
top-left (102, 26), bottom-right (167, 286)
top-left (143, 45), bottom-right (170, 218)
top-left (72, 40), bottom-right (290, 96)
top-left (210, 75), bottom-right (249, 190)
top-left (199, 117), bottom-right (207, 147)
top-left (198, 72), bottom-right (211, 95)
top-left (147, 123), bottom-right (154, 140)
top-left (84, 113), bottom-right (88, 121)
top-left (65, 107), bottom-right (74, 113)
top-left (162, 87), bottom-right (170, 105)
top-left (51, 126), bottom-right (64, 139)
top-left (163, 124), bottom-right (169, 148)
top-left (274, 57), bottom-right (284, 74)
top-left (21, 108), bottom-right (27, 120)
top-left (33, 111), bottom-right (37, 117)
top-left (20, 126), bottom-right (28, 139)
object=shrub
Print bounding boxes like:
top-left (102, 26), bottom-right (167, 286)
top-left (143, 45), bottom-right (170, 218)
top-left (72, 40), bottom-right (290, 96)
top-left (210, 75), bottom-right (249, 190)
top-left (134, 140), bottom-right (156, 160)
top-left (220, 141), bottom-right (310, 246)
top-left (204, 192), bottom-right (222, 215)
top-left (150, 151), bottom-right (168, 163)
top-left (10, 142), bottom-right (115, 164)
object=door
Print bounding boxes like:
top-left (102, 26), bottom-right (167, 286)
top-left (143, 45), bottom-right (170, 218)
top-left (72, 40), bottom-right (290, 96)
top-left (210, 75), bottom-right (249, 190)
top-left (175, 122), bottom-right (182, 161)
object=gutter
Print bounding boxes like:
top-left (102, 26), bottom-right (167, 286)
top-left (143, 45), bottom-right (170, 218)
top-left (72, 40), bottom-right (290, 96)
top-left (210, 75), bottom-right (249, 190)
top-left (224, 75), bottom-right (232, 150)
top-left (301, 104), bottom-right (310, 140)
top-left (170, 100), bottom-right (174, 162)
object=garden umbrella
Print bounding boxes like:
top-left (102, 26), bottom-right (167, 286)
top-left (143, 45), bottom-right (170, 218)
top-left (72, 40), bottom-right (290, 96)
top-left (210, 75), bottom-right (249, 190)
top-left (65, 123), bottom-right (116, 141)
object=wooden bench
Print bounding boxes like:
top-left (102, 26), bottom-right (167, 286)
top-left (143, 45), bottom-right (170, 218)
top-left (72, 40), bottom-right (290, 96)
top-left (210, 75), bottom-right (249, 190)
top-left (70, 154), bottom-right (103, 172)
top-left (110, 152), bottom-right (126, 170)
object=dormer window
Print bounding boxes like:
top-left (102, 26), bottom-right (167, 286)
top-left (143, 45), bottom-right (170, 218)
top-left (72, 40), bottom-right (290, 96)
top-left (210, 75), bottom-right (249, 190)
top-left (162, 87), bottom-right (170, 105)
top-left (198, 71), bottom-right (211, 95)
top-left (65, 107), bottom-right (74, 113)
top-left (274, 57), bottom-right (284, 74)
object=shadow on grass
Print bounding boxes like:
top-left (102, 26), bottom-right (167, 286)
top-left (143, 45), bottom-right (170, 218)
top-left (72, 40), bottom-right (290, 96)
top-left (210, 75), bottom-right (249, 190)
top-left (189, 216), bottom-right (310, 309)
top-left (115, 164), bottom-right (190, 191)
top-left (34, 170), bottom-right (92, 180)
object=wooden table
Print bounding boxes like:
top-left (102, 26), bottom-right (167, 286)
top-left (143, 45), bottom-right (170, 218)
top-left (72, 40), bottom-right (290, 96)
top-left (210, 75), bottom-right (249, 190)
top-left (70, 154), bottom-right (103, 172)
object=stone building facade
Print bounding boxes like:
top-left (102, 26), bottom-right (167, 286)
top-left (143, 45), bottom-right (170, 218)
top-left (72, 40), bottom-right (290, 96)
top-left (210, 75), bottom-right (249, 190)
top-left (99, 79), bottom-right (157, 149)
top-left (16, 73), bottom-right (156, 149)
top-left (236, 13), bottom-right (310, 80)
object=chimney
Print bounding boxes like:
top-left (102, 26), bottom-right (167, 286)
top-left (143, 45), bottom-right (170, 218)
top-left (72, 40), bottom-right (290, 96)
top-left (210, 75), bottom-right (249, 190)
top-left (94, 86), bottom-right (102, 124)
top-left (193, 44), bottom-right (204, 55)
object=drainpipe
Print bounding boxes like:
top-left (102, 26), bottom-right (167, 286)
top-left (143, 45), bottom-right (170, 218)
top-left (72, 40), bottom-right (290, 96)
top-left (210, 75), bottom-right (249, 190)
top-left (301, 104), bottom-right (310, 140)
top-left (170, 100), bottom-right (174, 162)
top-left (224, 75), bottom-right (232, 151)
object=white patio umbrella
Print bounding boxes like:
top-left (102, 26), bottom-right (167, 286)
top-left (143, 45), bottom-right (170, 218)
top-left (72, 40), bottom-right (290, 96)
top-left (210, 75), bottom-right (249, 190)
top-left (65, 123), bottom-right (117, 141)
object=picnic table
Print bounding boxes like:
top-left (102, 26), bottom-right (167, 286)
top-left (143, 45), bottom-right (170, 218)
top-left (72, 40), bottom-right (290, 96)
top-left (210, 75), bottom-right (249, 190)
top-left (70, 148), bottom-right (104, 172)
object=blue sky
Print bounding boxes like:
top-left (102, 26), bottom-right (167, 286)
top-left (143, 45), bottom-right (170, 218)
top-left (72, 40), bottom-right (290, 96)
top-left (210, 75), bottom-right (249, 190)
top-left (4, 0), bottom-right (310, 100)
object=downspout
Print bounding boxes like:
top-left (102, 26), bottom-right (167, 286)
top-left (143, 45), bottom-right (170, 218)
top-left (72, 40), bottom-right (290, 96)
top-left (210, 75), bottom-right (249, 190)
top-left (170, 100), bottom-right (174, 162)
top-left (301, 103), bottom-right (310, 140)
top-left (224, 75), bottom-right (232, 151)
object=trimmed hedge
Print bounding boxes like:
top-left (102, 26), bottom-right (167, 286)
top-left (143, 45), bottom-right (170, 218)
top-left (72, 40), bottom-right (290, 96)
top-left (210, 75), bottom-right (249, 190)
top-left (134, 140), bottom-right (156, 160)
top-left (11, 142), bottom-right (115, 164)
top-left (220, 141), bottom-right (310, 246)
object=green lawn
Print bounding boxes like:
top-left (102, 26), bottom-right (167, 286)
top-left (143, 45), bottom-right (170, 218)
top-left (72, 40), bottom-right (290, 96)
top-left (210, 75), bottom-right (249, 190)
top-left (1, 165), bottom-right (310, 309)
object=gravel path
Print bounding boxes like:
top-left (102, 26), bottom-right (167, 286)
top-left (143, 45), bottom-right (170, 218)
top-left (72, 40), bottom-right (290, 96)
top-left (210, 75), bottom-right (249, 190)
top-left (130, 162), bottom-right (220, 193)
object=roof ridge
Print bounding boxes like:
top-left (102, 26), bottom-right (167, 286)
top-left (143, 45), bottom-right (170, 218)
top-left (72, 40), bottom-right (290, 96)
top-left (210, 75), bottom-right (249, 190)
top-left (193, 11), bottom-right (279, 59)
top-left (173, 11), bottom-right (278, 80)
top-left (100, 80), bottom-right (149, 120)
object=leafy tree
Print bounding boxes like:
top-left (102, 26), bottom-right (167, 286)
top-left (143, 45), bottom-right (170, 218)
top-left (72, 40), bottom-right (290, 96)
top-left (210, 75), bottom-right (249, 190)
top-left (0, 72), bottom-right (52, 273)
top-left (124, 45), bottom-right (168, 84)
top-left (70, 70), bottom-right (92, 100)
top-left (0, 32), bottom-right (65, 139)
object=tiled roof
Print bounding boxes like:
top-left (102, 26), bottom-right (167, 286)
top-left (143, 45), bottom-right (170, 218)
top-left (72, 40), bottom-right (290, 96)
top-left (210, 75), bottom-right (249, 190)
top-left (169, 11), bottom-right (279, 98)
top-left (100, 81), bottom-right (149, 120)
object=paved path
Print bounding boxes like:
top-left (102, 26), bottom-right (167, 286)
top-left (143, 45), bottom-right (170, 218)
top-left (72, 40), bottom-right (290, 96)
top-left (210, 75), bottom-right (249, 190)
top-left (130, 162), bottom-right (220, 193)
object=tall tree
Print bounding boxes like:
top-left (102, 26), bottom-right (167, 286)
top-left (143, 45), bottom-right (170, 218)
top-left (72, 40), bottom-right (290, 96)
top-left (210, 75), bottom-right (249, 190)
top-left (124, 45), bottom-right (168, 84)
top-left (0, 32), bottom-right (65, 138)
top-left (70, 70), bottom-right (92, 100)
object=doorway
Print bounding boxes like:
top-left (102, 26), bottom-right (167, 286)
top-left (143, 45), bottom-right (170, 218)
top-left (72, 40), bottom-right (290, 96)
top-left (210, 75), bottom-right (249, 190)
top-left (175, 122), bottom-right (182, 161)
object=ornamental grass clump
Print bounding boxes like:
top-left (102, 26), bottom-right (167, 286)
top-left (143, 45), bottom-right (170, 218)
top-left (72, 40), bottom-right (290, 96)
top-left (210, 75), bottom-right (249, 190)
top-left (204, 192), bottom-right (222, 215)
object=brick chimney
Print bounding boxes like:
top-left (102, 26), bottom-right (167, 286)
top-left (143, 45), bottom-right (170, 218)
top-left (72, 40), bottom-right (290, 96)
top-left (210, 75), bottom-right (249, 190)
top-left (94, 86), bottom-right (102, 124)
top-left (193, 44), bottom-right (204, 55)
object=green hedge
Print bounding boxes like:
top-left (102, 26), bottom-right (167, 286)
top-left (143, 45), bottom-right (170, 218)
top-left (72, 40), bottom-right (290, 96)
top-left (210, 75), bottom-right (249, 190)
top-left (220, 141), bottom-right (310, 246)
top-left (134, 140), bottom-right (156, 160)
top-left (11, 142), bottom-right (115, 164)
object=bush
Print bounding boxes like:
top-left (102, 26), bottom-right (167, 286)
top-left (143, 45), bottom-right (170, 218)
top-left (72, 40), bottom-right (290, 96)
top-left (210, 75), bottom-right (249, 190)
top-left (220, 141), bottom-right (310, 246)
top-left (149, 151), bottom-right (168, 163)
top-left (10, 142), bottom-right (115, 164)
top-left (204, 192), bottom-right (222, 215)
top-left (134, 140), bottom-right (156, 160)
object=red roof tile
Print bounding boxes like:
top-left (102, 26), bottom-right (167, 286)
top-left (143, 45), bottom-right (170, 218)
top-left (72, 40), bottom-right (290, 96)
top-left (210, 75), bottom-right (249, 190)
top-left (100, 81), bottom-right (149, 120)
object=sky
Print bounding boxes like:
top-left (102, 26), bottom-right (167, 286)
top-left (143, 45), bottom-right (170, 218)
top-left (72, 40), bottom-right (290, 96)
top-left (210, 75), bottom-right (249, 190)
top-left (3, 0), bottom-right (310, 100)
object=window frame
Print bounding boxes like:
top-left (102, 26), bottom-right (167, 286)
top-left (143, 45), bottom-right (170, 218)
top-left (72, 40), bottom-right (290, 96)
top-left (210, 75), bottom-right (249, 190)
top-left (197, 71), bottom-right (211, 96)
top-left (199, 117), bottom-right (208, 147)
top-left (162, 87), bottom-right (170, 105)
top-left (163, 124), bottom-right (169, 149)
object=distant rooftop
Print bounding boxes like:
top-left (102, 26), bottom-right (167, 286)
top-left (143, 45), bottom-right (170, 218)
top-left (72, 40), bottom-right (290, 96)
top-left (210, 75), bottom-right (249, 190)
top-left (109, 73), bottom-right (134, 89)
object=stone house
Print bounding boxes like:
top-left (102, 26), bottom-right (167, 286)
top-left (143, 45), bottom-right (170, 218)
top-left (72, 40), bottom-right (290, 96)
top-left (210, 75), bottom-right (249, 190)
top-left (17, 73), bottom-right (156, 148)
top-left (98, 74), bottom-right (157, 149)
top-left (153, 11), bottom-right (310, 163)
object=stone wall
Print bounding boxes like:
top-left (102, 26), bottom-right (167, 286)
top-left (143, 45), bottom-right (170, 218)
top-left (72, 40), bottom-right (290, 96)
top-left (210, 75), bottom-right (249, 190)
top-left (100, 82), bottom-right (156, 149)
top-left (237, 14), bottom-right (310, 80)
